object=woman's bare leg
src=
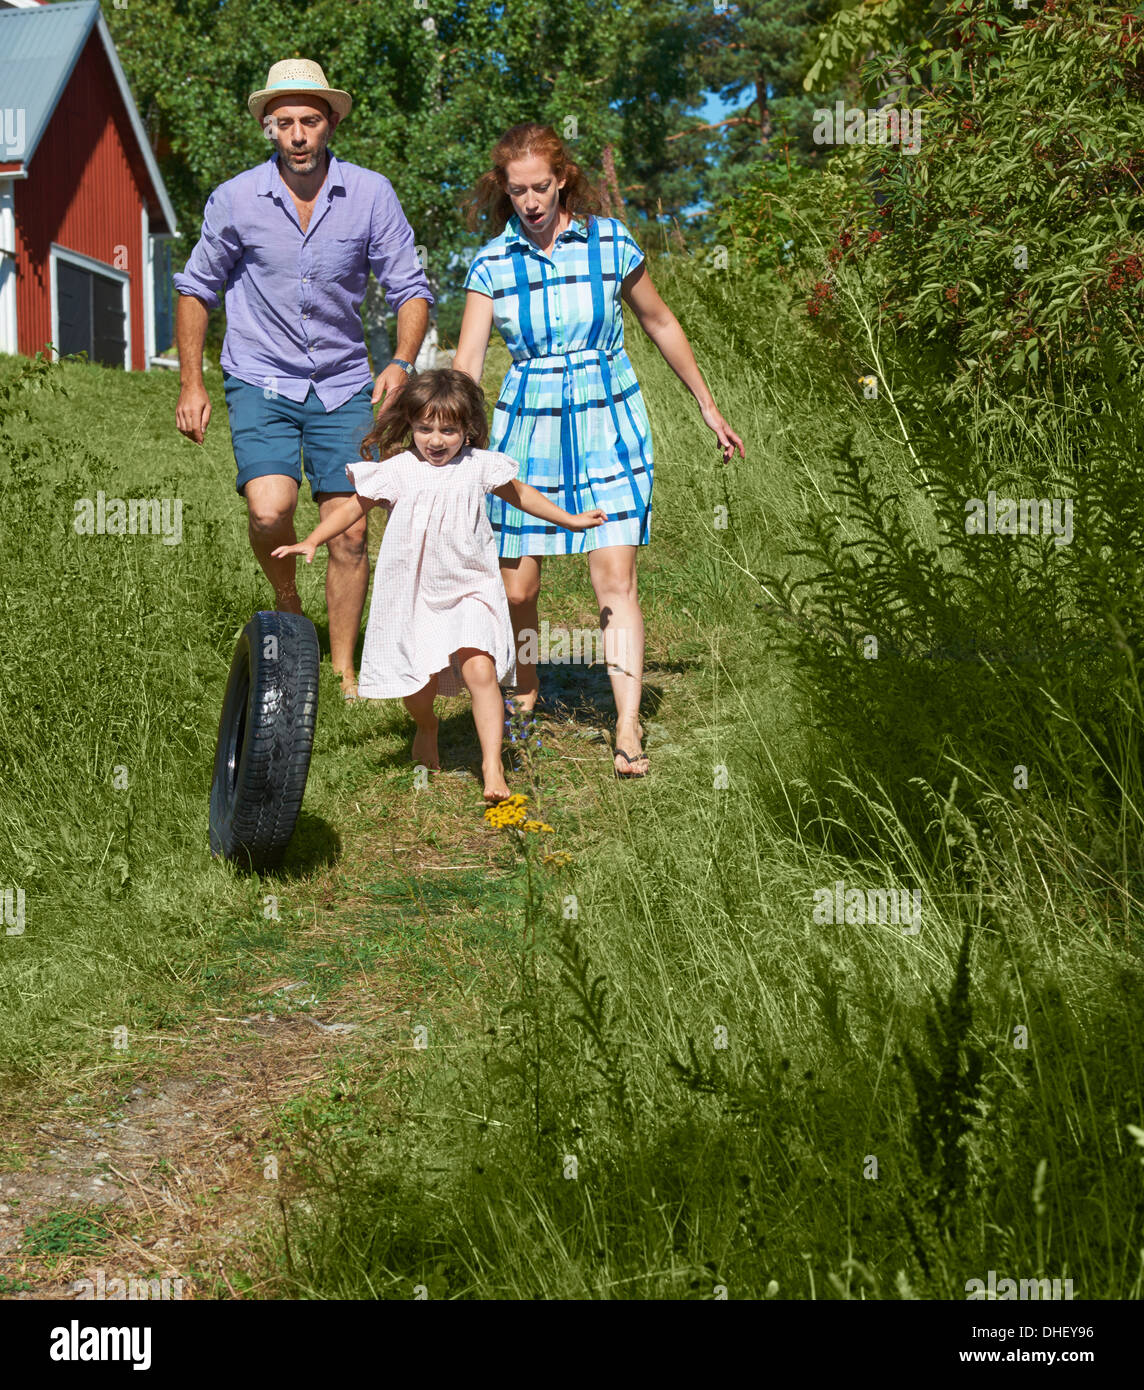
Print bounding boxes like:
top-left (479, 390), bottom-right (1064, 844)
top-left (499, 555), bottom-right (543, 711)
top-left (403, 676), bottom-right (440, 770)
top-left (588, 545), bottom-right (647, 773)
top-left (457, 647), bottom-right (510, 801)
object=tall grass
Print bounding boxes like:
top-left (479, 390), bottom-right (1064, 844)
top-left (274, 254), bottom-right (1144, 1299)
top-left (1, 245), bottom-right (1138, 1297)
top-left (0, 352), bottom-right (409, 1084)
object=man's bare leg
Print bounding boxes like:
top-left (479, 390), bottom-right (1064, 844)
top-left (244, 475), bottom-right (303, 613)
top-left (317, 491), bottom-right (369, 695)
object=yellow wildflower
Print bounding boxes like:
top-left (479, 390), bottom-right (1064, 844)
top-left (484, 801), bottom-right (527, 828)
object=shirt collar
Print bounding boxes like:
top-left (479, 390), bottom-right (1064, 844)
top-left (504, 212), bottom-right (590, 249)
top-left (258, 148), bottom-right (345, 200)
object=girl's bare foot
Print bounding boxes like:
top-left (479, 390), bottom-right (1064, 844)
top-left (412, 724), bottom-right (440, 771)
top-left (483, 763), bottom-right (510, 803)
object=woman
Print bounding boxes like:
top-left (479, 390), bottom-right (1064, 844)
top-left (453, 124), bottom-right (744, 776)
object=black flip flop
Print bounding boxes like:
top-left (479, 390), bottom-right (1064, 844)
top-left (614, 746), bottom-right (650, 779)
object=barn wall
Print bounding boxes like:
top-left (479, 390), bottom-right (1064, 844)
top-left (13, 30), bottom-right (151, 368)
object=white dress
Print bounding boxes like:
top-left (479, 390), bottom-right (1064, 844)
top-left (345, 445), bottom-right (519, 698)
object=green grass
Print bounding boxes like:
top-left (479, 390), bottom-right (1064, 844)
top-left (1, 253), bottom-right (1141, 1300)
top-left (0, 351), bottom-right (362, 1082)
top-left (24, 1209), bottom-right (112, 1257)
top-left (0, 346), bottom-right (531, 1084)
top-left (270, 261), bottom-right (1144, 1301)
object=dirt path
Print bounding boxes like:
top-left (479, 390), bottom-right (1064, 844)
top-left (0, 1023), bottom-right (362, 1299)
top-left (0, 679), bottom-right (682, 1299)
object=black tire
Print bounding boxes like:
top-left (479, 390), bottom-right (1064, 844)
top-left (209, 610), bottom-right (320, 872)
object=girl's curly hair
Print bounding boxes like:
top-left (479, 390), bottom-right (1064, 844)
top-left (464, 123), bottom-right (602, 237)
top-left (359, 368), bottom-right (490, 462)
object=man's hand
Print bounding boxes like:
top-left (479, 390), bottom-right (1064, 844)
top-left (176, 382), bottom-right (212, 444)
top-left (371, 363), bottom-right (409, 415)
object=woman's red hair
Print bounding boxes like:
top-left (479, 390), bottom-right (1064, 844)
top-left (465, 123), bottom-right (602, 237)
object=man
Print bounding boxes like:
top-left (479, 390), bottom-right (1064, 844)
top-left (174, 60), bottom-right (433, 699)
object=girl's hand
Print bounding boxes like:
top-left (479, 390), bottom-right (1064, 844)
top-left (270, 541), bottom-right (318, 564)
top-left (569, 509), bottom-right (608, 531)
top-left (700, 401), bottom-right (745, 463)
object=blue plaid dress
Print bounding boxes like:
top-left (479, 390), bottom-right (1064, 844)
top-left (462, 213), bottom-right (653, 556)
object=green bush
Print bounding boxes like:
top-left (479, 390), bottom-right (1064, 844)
top-left (697, 0), bottom-right (1144, 906)
top-left (730, 0), bottom-right (1144, 402)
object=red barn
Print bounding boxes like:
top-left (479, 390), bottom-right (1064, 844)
top-left (0, 0), bottom-right (178, 370)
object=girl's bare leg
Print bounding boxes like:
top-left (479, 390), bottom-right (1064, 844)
top-left (587, 545), bottom-right (647, 772)
top-left (499, 555), bottom-right (543, 711)
top-left (457, 647), bottom-right (510, 802)
top-left (403, 676), bottom-right (440, 770)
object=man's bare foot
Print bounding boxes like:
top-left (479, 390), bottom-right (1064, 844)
top-left (275, 593), bottom-right (304, 615)
top-left (483, 764), bottom-right (510, 803)
top-left (337, 670), bottom-right (359, 702)
top-left (412, 724), bottom-right (440, 771)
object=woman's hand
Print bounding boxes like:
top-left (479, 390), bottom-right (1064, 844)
top-left (568, 509), bottom-right (608, 531)
top-left (700, 401), bottom-right (745, 463)
top-left (622, 265), bottom-right (746, 463)
top-left (270, 540), bottom-right (318, 564)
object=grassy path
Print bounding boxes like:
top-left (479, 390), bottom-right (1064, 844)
top-left (0, 308), bottom-right (744, 1298)
top-left (3, 270), bottom-right (1138, 1299)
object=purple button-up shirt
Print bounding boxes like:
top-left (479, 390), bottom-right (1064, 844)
top-left (173, 151), bottom-right (433, 410)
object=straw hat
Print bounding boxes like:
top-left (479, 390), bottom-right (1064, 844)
top-left (248, 60), bottom-right (352, 127)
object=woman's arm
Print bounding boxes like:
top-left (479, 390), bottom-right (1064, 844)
top-left (271, 493), bottom-right (382, 562)
top-left (622, 264), bottom-right (745, 462)
top-left (491, 479), bottom-right (606, 532)
top-left (453, 291), bottom-right (495, 385)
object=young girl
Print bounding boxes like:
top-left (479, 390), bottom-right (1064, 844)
top-left (272, 369), bottom-right (606, 803)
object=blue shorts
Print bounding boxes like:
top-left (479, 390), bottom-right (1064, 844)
top-left (222, 373), bottom-right (375, 497)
